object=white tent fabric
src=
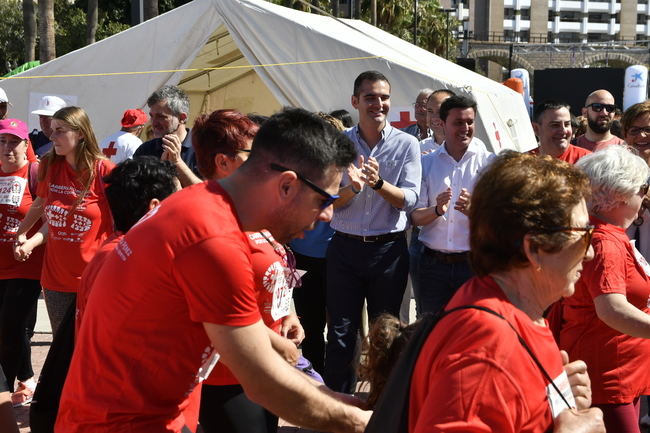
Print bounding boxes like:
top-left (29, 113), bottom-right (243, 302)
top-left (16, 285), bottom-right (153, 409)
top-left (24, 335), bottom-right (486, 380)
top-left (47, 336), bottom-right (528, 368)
top-left (0, 0), bottom-right (536, 152)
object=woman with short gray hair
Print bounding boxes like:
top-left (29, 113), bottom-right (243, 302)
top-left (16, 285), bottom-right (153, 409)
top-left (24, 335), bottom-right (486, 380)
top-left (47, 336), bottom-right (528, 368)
top-left (560, 145), bottom-right (650, 433)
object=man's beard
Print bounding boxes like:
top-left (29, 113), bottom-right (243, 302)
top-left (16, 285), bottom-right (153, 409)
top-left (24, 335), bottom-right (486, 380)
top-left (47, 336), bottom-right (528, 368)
top-left (588, 116), bottom-right (612, 134)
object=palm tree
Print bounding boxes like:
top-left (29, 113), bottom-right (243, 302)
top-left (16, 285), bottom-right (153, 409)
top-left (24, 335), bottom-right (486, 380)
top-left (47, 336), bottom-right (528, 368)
top-left (86, 0), bottom-right (98, 44)
top-left (23, 0), bottom-right (36, 62)
top-left (38, 0), bottom-right (56, 62)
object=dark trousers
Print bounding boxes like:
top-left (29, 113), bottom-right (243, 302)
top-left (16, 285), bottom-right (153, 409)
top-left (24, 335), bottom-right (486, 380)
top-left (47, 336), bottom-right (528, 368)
top-left (417, 251), bottom-right (473, 315)
top-left (408, 228), bottom-right (424, 318)
top-left (0, 278), bottom-right (41, 390)
top-left (324, 233), bottom-right (409, 393)
top-left (199, 384), bottom-right (278, 433)
top-left (292, 252), bottom-right (327, 374)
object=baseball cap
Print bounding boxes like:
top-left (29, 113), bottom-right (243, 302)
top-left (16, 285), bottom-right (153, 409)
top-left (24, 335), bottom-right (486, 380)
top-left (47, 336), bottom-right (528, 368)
top-left (0, 119), bottom-right (28, 140)
top-left (32, 95), bottom-right (67, 116)
top-left (121, 109), bottom-right (148, 128)
top-left (0, 88), bottom-right (9, 104)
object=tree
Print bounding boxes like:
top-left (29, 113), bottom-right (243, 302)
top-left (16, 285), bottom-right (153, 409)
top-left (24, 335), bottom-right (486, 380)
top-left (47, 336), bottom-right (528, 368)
top-left (23, 0), bottom-right (37, 62)
top-left (0, 0), bottom-right (24, 73)
top-left (144, 0), bottom-right (158, 20)
top-left (39, 0), bottom-right (56, 62)
top-left (87, 0), bottom-right (98, 44)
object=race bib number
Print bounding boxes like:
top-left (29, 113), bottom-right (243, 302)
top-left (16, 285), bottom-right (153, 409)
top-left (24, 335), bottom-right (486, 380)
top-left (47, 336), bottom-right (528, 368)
top-left (547, 370), bottom-right (576, 419)
top-left (0, 176), bottom-right (26, 207)
top-left (271, 279), bottom-right (293, 321)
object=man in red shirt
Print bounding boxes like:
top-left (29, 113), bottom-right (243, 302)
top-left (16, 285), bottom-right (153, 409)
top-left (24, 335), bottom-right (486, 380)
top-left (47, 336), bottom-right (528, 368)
top-left (532, 101), bottom-right (591, 164)
top-left (574, 90), bottom-right (624, 151)
top-left (56, 108), bottom-right (369, 433)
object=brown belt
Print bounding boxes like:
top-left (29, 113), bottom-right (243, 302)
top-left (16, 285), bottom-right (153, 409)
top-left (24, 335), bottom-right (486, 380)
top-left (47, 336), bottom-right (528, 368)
top-left (423, 248), bottom-right (469, 264)
top-left (336, 231), bottom-right (405, 243)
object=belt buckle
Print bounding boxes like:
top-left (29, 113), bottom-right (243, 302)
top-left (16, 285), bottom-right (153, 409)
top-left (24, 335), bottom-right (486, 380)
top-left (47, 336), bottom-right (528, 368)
top-left (362, 235), bottom-right (374, 243)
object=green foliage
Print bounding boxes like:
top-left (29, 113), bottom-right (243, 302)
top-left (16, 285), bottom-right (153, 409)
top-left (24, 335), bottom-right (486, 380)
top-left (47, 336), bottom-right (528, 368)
top-left (0, 0), bottom-right (26, 74)
top-left (361, 0), bottom-right (459, 58)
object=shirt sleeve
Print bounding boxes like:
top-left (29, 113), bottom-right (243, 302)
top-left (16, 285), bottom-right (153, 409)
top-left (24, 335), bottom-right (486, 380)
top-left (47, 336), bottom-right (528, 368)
top-left (398, 137), bottom-right (422, 211)
top-left (172, 236), bottom-right (261, 327)
top-left (584, 237), bottom-right (628, 298)
top-left (415, 159), bottom-right (431, 210)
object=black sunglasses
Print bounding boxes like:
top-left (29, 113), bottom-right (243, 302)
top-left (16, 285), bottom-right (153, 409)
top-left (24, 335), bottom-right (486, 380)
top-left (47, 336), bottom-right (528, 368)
top-left (269, 163), bottom-right (339, 209)
top-left (587, 103), bottom-right (616, 113)
top-left (535, 225), bottom-right (595, 256)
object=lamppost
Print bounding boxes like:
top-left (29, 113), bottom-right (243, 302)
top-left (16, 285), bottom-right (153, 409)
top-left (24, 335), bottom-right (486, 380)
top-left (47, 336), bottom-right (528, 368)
top-left (438, 7), bottom-right (455, 59)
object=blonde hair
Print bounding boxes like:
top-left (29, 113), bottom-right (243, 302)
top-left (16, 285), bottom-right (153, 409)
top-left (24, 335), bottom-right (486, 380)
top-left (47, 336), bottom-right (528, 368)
top-left (39, 106), bottom-right (106, 203)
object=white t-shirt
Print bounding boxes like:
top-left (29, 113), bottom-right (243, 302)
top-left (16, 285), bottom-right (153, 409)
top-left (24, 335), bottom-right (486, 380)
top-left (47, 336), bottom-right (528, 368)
top-left (99, 131), bottom-right (143, 164)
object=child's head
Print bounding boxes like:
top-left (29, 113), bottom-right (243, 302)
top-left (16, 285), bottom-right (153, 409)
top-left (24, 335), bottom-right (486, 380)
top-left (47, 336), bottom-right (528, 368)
top-left (358, 314), bottom-right (418, 408)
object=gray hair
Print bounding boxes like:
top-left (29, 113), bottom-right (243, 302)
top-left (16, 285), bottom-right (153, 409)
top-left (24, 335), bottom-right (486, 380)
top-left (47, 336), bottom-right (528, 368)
top-left (576, 145), bottom-right (649, 213)
top-left (147, 85), bottom-right (189, 118)
top-left (417, 88), bottom-right (434, 99)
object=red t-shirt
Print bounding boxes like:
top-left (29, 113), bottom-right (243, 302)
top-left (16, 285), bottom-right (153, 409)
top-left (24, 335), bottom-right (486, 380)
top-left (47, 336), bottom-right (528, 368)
top-left (409, 276), bottom-right (568, 433)
top-left (574, 135), bottom-right (624, 152)
top-left (75, 232), bottom-right (122, 335)
top-left (528, 144), bottom-right (591, 164)
top-left (560, 218), bottom-right (650, 404)
top-left (37, 158), bottom-right (114, 292)
top-left (56, 181), bottom-right (261, 433)
top-left (0, 163), bottom-right (44, 279)
top-left (205, 230), bottom-right (292, 386)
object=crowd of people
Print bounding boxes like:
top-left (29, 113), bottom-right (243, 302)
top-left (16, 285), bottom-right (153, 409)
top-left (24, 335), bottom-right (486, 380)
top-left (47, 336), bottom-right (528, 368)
top-left (0, 68), bottom-right (647, 433)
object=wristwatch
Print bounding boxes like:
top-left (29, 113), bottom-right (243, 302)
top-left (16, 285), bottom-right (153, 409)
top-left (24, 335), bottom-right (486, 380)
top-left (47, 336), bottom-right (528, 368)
top-left (372, 177), bottom-right (384, 191)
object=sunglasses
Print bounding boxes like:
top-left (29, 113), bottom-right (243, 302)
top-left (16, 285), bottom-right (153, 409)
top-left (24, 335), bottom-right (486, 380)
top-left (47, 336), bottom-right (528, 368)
top-left (587, 103), bottom-right (616, 113)
top-left (269, 163), bottom-right (339, 209)
top-left (628, 127), bottom-right (650, 137)
top-left (537, 225), bottom-right (595, 256)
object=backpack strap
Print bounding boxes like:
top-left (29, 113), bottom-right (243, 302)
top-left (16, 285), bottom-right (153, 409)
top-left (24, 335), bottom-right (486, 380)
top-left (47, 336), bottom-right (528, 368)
top-left (364, 305), bottom-right (570, 433)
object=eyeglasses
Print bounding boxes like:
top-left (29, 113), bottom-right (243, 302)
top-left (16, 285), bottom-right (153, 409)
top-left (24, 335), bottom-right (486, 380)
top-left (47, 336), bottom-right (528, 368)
top-left (269, 163), bottom-right (339, 209)
top-left (628, 127), bottom-right (650, 137)
top-left (238, 149), bottom-right (251, 153)
top-left (587, 103), bottom-right (616, 113)
top-left (412, 102), bottom-right (427, 110)
top-left (536, 225), bottom-right (595, 256)
top-left (640, 180), bottom-right (650, 196)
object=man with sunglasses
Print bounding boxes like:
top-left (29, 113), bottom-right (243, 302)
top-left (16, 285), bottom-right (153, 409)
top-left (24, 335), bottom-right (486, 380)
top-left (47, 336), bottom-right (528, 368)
top-left (575, 89), bottom-right (624, 152)
top-left (324, 70), bottom-right (421, 394)
top-left (55, 108), bottom-right (371, 433)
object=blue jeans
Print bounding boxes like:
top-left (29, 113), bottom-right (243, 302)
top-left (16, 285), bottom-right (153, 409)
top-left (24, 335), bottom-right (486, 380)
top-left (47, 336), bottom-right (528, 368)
top-left (324, 233), bottom-right (409, 393)
top-left (417, 251), bottom-right (473, 315)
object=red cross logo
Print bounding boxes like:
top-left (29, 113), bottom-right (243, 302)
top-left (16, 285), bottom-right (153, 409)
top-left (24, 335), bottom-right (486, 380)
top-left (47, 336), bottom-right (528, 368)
top-left (390, 111), bottom-right (415, 129)
top-left (103, 141), bottom-right (117, 158)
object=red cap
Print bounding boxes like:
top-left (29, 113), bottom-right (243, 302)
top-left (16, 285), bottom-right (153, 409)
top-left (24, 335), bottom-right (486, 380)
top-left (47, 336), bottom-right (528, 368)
top-left (121, 109), bottom-right (148, 128)
top-left (0, 119), bottom-right (28, 140)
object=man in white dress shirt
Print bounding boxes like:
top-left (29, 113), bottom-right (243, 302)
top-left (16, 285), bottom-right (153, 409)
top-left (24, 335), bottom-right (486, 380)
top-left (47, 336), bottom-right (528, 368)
top-left (410, 95), bottom-right (495, 314)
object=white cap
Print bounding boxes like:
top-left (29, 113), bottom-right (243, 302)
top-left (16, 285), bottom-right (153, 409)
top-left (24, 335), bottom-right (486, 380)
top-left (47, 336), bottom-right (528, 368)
top-left (32, 95), bottom-right (67, 116)
top-left (0, 88), bottom-right (9, 104)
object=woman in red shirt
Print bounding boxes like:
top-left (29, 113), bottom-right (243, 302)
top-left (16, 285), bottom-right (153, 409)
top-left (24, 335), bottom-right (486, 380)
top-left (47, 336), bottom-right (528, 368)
top-left (0, 119), bottom-right (44, 406)
top-left (406, 152), bottom-right (603, 433)
top-left (14, 107), bottom-right (113, 336)
top-left (560, 145), bottom-right (650, 433)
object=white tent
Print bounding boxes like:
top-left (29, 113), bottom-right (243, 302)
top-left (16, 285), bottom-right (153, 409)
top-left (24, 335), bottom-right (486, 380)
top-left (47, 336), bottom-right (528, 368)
top-left (0, 0), bottom-right (536, 152)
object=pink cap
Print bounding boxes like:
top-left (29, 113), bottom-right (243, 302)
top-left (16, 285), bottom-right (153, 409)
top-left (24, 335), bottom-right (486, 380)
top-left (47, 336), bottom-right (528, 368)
top-left (0, 119), bottom-right (28, 140)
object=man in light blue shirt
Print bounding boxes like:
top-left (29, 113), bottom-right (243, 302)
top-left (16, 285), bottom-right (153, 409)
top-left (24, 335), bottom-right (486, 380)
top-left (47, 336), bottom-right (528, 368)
top-left (324, 70), bottom-right (421, 393)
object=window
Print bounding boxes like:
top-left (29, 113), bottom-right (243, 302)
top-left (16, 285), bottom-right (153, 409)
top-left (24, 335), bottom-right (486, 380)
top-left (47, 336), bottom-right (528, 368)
top-left (505, 8), bottom-right (515, 20)
top-left (560, 11), bottom-right (581, 23)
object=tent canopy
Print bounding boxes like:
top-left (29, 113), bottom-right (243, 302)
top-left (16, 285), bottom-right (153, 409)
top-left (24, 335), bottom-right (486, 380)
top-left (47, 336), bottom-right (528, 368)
top-left (0, 0), bottom-right (536, 152)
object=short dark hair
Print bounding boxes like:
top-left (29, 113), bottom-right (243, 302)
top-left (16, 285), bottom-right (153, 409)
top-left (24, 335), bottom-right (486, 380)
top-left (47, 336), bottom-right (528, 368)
top-left (103, 156), bottom-right (177, 233)
top-left (469, 151), bottom-right (590, 276)
top-left (533, 100), bottom-right (571, 123)
top-left (439, 95), bottom-right (477, 122)
top-left (329, 109), bottom-right (354, 128)
top-left (147, 85), bottom-right (189, 117)
top-left (246, 113), bottom-right (269, 126)
top-left (192, 109), bottom-right (259, 179)
top-left (245, 107), bottom-right (357, 181)
top-left (353, 71), bottom-right (390, 97)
